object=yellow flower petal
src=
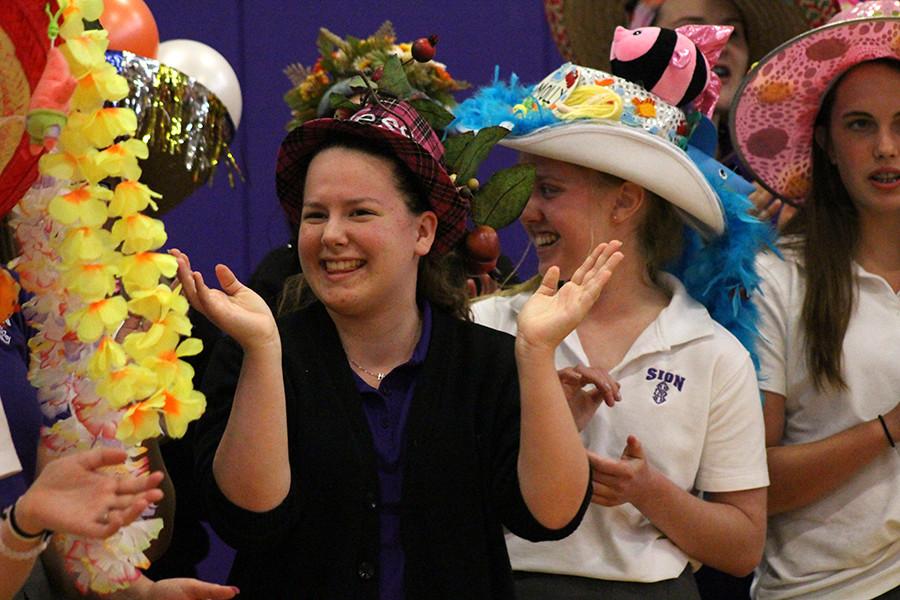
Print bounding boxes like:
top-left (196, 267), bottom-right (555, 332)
top-left (66, 296), bottom-right (129, 343)
top-left (120, 252), bottom-right (178, 295)
top-left (110, 181), bottom-right (161, 217)
top-left (152, 381), bottom-right (205, 439)
top-left (57, 227), bottom-right (114, 262)
top-left (98, 296), bottom-right (129, 327)
top-left (117, 396), bottom-right (166, 445)
top-left (127, 285), bottom-right (185, 321)
top-left (97, 364), bottom-right (159, 409)
top-left (49, 186), bottom-right (112, 227)
top-left (61, 261), bottom-right (119, 301)
top-left (83, 108), bottom-right (137, 148)
top-left (72, 0), bottom-right (104, 20)
top-left (39, 147), bottom-right (105, 183)
top-left (87, 336), bottom-right (128, 379)
top-left (60, 30), bottom-right (109, 76)
top-left (72, 63), bottom-right (130, 111)
top-left (94, 140), bottom-right (147, 181)
top-left (176, 337), bottom-right (203, 358)
top-left (66, 305), bottom-right (103, 342)
top-left (57, 113), bottom-right (95, 155)
top-left (59, 12), bottom-right (87, 40)
top-left (122, 323), bottom-right (177, 362)
top-left (61, 0), bottom-right (104, 38)
top-left (111, 214), bottom-right (167, 254)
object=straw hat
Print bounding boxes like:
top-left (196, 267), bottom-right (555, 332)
top-left (544, 0), bottom-right (834, 71)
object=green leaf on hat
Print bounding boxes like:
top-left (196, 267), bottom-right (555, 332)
top-left (443, 131), bottom-right (474, 171)
top-left (378, 55), bottom-right (414, 99)
top-left (409, 99), bottom-right (455, 131)
top-left (329, 94), bottom-right (360, 111)
top-left (451, 126), bottom-right (509, 183)
top-left (344, 75), bottom-right (372, 91)
top-left (472, 164), bottom-right (536, 229)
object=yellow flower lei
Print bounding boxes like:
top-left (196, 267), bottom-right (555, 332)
top-left (9, 1), bottom-right (205, 592)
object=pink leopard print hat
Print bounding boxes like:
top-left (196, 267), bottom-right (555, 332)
top-left (731, 0), bottom-right (900, 203)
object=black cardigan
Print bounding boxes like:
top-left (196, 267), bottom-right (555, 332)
top-left (196, 302), bottom-right (590, 599)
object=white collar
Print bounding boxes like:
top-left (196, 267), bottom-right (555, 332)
top-left (507, 273), bottom-right (715, 369)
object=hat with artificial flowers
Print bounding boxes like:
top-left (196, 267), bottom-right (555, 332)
top-left (731, 0), bottom-right (900, 202)
top-left (452, 44), bottom-right (729, 239)
top-left (276, 96), bottom-right (468, 255)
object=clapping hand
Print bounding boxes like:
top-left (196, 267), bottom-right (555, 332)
top-left (15, 448), bottom-right (164, 540)
top-left (170, 249), bottom-right (278, 351)
top-left (588, 435), bottom-right (654, 507)
top-left (517, 241), bottom-right (624, 353)
top-left (559, 365), bottom-right (621, 431)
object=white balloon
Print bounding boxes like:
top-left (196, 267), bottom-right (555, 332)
top-left (157, 39), bottom-right (243, 129)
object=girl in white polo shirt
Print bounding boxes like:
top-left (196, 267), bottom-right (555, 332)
top-left (731, 2), bottom-right (900, 598)
top-left (455, 31), bottom-right (772, 597)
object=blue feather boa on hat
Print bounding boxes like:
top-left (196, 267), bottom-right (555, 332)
top-left (670, 176), bottom-right (775, 372)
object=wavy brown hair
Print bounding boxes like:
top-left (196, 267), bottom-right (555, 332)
top-left (781, 58), bottom-right (900, 390)
top-left (277, 134), bottom-right (469, 320)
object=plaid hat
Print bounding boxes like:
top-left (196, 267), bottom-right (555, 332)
top-left (275, 97), bottom-right (468, 255)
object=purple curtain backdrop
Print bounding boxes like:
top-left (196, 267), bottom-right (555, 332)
top-left (153, 0), bottom-right (566, 285)
top-left (145, 1), bottom-right (564, 582)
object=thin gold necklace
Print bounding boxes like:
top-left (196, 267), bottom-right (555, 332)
top-left (349, 358), bottom-right (386, 381)
top-left (346, 315), bottom-right (422, 383)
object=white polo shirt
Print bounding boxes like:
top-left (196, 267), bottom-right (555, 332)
top-left (472, 274), bottom-right (769, 583)
top-left (752, 249), bottom-right (900, 600)
top-left (0, 394), bottom-right (22, 480)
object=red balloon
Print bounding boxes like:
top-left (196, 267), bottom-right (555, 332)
top-left (99, 0), bottom-right (159, 58)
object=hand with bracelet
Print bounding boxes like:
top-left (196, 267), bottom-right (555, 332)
top-left (1, 447), bottom-right (164, 600)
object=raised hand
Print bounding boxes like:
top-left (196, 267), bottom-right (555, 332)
top-left (588, 435), bottom-right (654, 507)
top-left (170, 248), bottom-right (278, 351)
top-left (558, 365), bottom-right (621, 431)
top-left (14, 448), bottom-right (164, 539)
top-left (517, 241), bottom-right (624, 352)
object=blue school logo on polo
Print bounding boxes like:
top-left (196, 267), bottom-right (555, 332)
top-left (645, 367), bottom-right (685, 404)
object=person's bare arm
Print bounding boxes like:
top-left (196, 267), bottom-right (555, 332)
top-left (516, 242), bottom-right (624, 528)
top-left (763, 391), bottom-right (899, 515)
top-left (172, 250), bottom-right (289, 512)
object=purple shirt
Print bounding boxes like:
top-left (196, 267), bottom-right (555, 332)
top-left (351, 302), bottom-right (432, 600)
top-left (0, 280), bottom-right (42, 508)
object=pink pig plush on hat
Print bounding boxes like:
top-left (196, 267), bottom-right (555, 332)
top-left (610, 24), bottom-right (732, 117)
